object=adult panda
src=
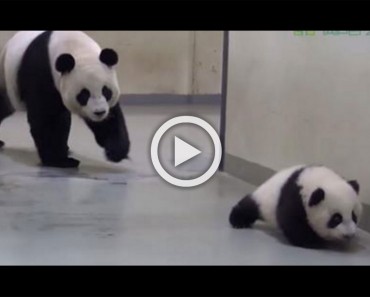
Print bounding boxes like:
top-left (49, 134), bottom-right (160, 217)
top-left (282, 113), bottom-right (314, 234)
top-left (0, 31), bottom-right (130, 168)
top-left (229, 165), bottom-right (362, 249)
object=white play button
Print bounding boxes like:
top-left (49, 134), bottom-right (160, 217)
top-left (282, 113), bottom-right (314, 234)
top-left (174, 136), bottom-right (201, 167)
top-left (151, 116), bottom-right (222, 188)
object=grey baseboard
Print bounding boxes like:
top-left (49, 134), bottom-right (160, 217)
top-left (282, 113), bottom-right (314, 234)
top-left (120, 94), bottom-right (221, 105)
top-left (224, 153), bottom-right (370, 233)
top-left (359, 204), bottom-right (370, 232)
top-left (223, 153), bottom-right (275, 186)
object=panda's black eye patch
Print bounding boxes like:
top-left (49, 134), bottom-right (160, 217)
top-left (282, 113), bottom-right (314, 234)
top-left (327, 213), bottom-right (343, 228)
top-left (352, 211), bottom-right (358, 224)
top-left (102, 86), bottom-right (113, 101)
top-left (76, 89), bottom-right (90, 106)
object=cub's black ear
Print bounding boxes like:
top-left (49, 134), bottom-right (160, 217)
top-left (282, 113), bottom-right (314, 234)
top-left (309, 188), bottom-right (325, 207)
top-left (100, 48), bottom-right (119, 67)
top-left (55, 54), bottom-right (75, 74)
top-left (348, 180), bottom-right (360, 194)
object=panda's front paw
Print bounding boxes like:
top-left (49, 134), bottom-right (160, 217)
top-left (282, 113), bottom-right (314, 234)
top-left (104, 140), bottom-right (130, 163)
top-left (43, 157), bottom-right (80, 168)
top-left (105, 147), bottom-right (128, 163)
top-left (62, 157), bottom-right (80, 168)
top-left (0, 140), bottom-right (4, 149)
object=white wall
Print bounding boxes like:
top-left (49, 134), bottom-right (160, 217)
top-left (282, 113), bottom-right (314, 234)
top-left (191, 31), bottom-right (223, 94)
top-left (226, 31), bottom-right (370, 205)
top-left (0, 31), bottom-right (223, 96)
top-left (85, 31), bottom-right (194, 95)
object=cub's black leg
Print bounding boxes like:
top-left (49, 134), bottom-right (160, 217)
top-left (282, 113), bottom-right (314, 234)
top-left (278, 216), bottom-right (325, 249)
top-left (229, 194), bottom-right (260, 228)
top-left (27, 109), bottom-right (79, 168)
top-left (84, 103), bottom-right (130, 163)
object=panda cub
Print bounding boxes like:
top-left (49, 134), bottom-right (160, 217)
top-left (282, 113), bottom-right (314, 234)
top-left (229, 165), bottom-right (362, 249)
top-left (0, 31), bottom-right (130, 168)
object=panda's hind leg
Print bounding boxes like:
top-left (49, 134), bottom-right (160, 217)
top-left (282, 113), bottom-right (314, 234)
top-left (0, 90), bottom-right (15, 148)
top-left (27, 109), bottom-right (80, 169)
top-left (229, 194), bottom-right (260, 228)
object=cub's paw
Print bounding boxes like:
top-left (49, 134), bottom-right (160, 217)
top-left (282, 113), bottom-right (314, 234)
top-left (42, 157), bottom-right (80, 169)
top-left (229, 205), bottom-right (255, 229)
top-left (0, 140), bottom-right (4, 149)
top-left (229, 195), bottom-right (259, 229)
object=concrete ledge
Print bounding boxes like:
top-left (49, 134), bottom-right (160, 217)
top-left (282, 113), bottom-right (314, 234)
top-left (224, 153), bottom-right (370, 233)
top-left (120, 94), bottom-right (221, 105)
top-left (359, 204), bottom-right (370, 232)
top-left (224, 153), bottom-right (275, 186)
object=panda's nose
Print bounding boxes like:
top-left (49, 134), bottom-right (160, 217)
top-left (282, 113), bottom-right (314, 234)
top-left (94, 110), bottom-right (106, 117)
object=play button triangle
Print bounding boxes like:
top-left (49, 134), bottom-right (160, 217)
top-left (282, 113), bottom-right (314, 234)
top-left (174, 136), bottom-right (202, 167)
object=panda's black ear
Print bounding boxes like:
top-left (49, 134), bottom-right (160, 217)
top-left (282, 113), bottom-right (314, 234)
top-left (100, 48), bottom-right (119, 67)
top-left (56, 54), bottom-right (75, 74)
top-left (309, 188), bottom-right (325, 207)
top-left (348, 180), bottom-right (360, 194)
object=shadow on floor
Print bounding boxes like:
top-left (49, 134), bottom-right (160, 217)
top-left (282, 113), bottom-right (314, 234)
top-left (0, 147), bottom-right (136, 183)
top-left (253, 222), bottom-right (367, 253)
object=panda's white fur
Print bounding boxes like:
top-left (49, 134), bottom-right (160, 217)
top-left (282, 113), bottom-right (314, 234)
top-left (0, 31), bottom-right (44, 110)
top-left (1, 31), bottom-right (120, 122)
top-left (230, 165), bottom-right (362, 248)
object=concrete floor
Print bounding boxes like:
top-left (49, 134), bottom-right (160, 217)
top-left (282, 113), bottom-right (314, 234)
top-left (0, 104), bottom-right (369, 265)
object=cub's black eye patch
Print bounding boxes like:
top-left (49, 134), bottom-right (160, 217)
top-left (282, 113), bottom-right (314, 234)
top-left (352, 211), bottom-right (358, 224)
top-left (327, 213), bottom-right (343, 228)
top-left (102, 86), bottom-right (113, 101)
top-left (76, 89), bottom-right (90, 106)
